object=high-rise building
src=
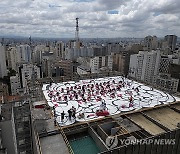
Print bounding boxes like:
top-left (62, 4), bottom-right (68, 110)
top-left (0, 45), bottom-right (7, 78)
top-left (0, 102), bottom-right (33, 153)
top-left (155, 74), bottom-right (179, 92)
top-left (164, 35), bottom-right (177, 51)
top-left (10, 75), bottom-right (21, 95)
top-left (64, 44), bottom-right (110, 60)
top-left (144, 35), bottom-right (158, 51)
top-left (90, 55), bottom-right (113, 73)
top-left (18, 64), bottom-right (40, 93)
top-left (170, 64), bottom-right (180, 92)
top-left (41, 53), bottom-right (54, 77)
top-left (55, 41), bottom-right (65, 58)
top-left (144, 36), bottom-right (153, 51)
top-left (52, 60), bottom-right (76, 77)
top-left (0, 82), bottom-right (9, 102)
top-left (6, 47), bottom-right (19, 71)
top-left (77, 55), bottom-right (113, 74)
top-left (107, 43), bottom-right (123, 53)
top-left (112, 52), bottom-right (132, 76)
top-left (159, 55), bottom-right (172, 74)
top-left (65, 47), bottom-right (94, 60)
top-left (32, 45), bottom-right (44, 65)
top-left (128, 50), bottom-right (161, 83)
top-left (17, 45), bottom-right (32, 63)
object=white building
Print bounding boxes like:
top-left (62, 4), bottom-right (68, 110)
top-left (77, 55), bottom-right (113, 74)
top-left (19, 64), bottom-right (40, 93)
top-left (129, 50), bottom-right (161, 83)
top-left (10, 75), bottom-right (21, 95)
top-left (93, 55), bottom-right (113, 73)
top-left (0, 45), bottom-right (7, 78)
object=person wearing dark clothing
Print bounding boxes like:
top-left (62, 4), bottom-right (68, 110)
top-left (72, 110), bottom-right (76, 119)
top-left (61, 111), bottom-right (65, 122)
top-left (64, 95), bottom-right (67, 101)
top-left (75, 94), bottom-right (78, 99)
top-left (53, 106), bottom-right (56, 117)
top-left (68, 109), bottom-right (72, 121)
top-left (72, 106), bottom-right (76, 119)
top-left (54, 117), bottom-right (57, 126)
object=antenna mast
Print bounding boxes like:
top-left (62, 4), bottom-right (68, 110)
top-left (75, 17), bottom-right (80, 48)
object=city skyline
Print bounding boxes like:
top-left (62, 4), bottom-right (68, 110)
top-left (0, 0), bottom-right (179, 38)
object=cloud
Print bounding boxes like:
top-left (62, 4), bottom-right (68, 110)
top-left (98, 0), bottom-right (128, 9)
top-left (0, 0), bottom-right (179, 38)
top-left (151, 0), bottom-right (180, 14)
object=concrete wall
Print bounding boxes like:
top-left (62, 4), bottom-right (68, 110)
top-left (64, 128), bottom-right (87, 136)
top-left (32, 122), bottom-right (42, 154)
top-left (99, 129), bottom-right (180, 154)
top-left (97, 126), bottom-right (108, 142)
top-left (88, 127), bottom-right (108, 152)
top-left (100, 121), bottom-right (118, 135)
top-left (111, 127), bottom-right (119, 136)
top-left (0, 120), bottom-right (17, 154)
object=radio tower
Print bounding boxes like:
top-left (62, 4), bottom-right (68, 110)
top-left (75, 17), bottom-right (80, 49)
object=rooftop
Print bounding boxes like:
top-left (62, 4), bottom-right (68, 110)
top-left (42, 76), bottom-right (180, 126)
top-left (31, 106), bottom-right (70, 154)
top-left (144, 107), bottom-right (180, 130)
top-left (40, 134), bottom-right (69, 154)
top-left (61, 101), bottom-right (180, 153)
top-left (128, 113), bottom-right (166, 135)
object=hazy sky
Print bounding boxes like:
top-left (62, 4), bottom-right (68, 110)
top-left (0, 0), bottom-right (179, 38)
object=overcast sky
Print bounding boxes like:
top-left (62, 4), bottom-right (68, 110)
top-left (0, 0), bottom-right (179, 38)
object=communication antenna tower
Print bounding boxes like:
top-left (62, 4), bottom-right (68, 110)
top-left (75, 17), bottom-right (80, 48)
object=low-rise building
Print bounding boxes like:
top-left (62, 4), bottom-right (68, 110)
top-left (77, 65), bottom-right (91, 75)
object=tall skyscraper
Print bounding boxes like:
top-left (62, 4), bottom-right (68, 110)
top-left (0, 45), bottom-right (7, 78)
top-left (164, 35), bottom-right (177, 51)
top-left (7, 47), bottom-right (19, 71)
top-left (55, 41), bottom-right (65, 58)
top-left (17, 45), bottom-right (32, 63)
top-left (129, 50), bottom-right (160, 83)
